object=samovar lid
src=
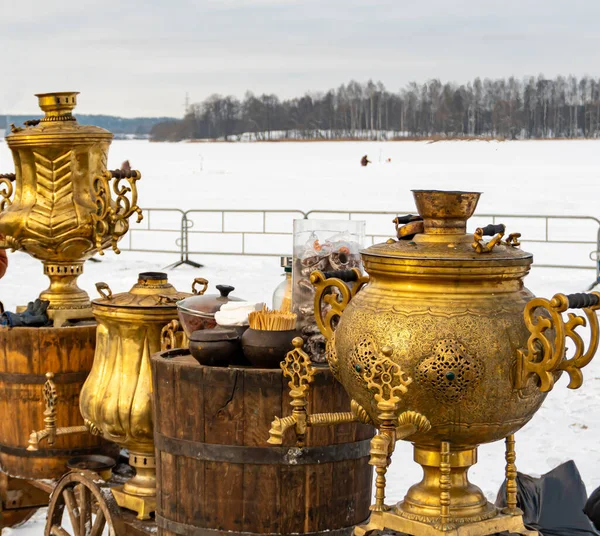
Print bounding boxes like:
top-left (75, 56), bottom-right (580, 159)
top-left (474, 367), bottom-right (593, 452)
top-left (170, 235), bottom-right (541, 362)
top-left (92, 272), bottom-right (192, 309)
top-left (362, 190), bottom-right (533, 265)
top-left (6, 92), bottom-right (113, 147)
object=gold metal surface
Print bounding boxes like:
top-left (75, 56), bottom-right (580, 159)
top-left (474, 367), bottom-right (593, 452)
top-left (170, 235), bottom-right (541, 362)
top-left (308, 189), bottom-right (595, 536)
top-left (78, 273), bottom-right (192, 519)
top-left (0, 92), bottom-right (142, 323)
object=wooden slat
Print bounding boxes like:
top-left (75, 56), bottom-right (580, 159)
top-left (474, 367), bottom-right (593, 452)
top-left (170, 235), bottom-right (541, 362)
top-left (152, 356), bottom-right (178, 534)
top-left (241, 368), bottom-right (281, 533)
top-left (203, 367), bottom-right (244, 531)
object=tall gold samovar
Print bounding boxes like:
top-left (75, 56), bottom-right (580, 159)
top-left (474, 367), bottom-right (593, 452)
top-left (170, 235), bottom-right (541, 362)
top-left (79, 273), bottom-right (195, 519)
top-left (273, 190), bottom-right (600, 536)
top-left (0, 92), bottom-right (142, 325)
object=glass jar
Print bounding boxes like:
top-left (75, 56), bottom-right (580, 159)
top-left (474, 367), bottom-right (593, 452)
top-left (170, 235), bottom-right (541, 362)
top-left (273, 256), bottom-right (293, 312)
top-left (292, 219), bottom-right (365, 362)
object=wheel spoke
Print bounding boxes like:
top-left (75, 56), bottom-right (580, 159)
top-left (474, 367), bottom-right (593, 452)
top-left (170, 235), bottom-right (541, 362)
top-left (89, 510), bottom-right (106, 536)
top-left (51, 525), bottom-right (73, 536)
top-left (62, 488), bottom-right (80, 536)
top-left (79, 484), bottom-right (92, 536)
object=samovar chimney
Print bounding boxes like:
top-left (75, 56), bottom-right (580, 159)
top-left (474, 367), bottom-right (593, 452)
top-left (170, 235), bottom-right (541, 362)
top-left (412, 190), bottom-right (481, 234)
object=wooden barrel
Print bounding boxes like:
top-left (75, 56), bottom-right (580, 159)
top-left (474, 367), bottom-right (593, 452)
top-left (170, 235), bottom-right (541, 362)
top-left (152, 351), bottom-right (375, 536)
top-left (0, 325), bottom-right (118, 480)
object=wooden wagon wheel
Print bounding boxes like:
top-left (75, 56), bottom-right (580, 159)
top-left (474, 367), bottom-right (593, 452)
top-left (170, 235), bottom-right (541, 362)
top-left (45, 470), bottom-right (124, 536)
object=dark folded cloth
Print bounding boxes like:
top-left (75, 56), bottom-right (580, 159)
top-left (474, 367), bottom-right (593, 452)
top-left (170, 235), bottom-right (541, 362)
top-left (496, 460), bottom-right (599, 536)
top-left (0, 299), bottom-right (52, 327)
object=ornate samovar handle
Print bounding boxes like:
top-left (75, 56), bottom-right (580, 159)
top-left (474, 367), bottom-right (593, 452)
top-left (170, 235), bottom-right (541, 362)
top-left (96, 282), bottom-right (114, 300)
top-left (310, 268), bottom-right (369, 340)
top-left (515, 291), bottom-right (600, 392)
top-left (472, 223), bottom-right (521, 253)
top-left (92, 169), bottom-right (143, 255)
top-left (0, 173), bottom-right (16, 213)
top-left (192, 277), bottom-right (209, 295)
top-left (160, 319), bottom-right (189, 351)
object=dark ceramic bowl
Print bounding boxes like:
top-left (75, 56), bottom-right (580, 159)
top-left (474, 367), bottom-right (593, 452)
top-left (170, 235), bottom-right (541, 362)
top-left (241, 329), bottom-right (300, 369)
top-left (189, 327), bottom-right (241, 367)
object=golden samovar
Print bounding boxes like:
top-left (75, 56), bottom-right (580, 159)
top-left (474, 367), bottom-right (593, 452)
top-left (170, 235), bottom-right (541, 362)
top-left (270, 190), bottom-right (600, 536)
top-left (78, 272), bottom-right (196, 519)
top-left (0, 92), bottom-right (142, 325)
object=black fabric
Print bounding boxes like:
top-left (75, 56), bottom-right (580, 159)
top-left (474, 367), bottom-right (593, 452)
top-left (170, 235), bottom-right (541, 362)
top-left (0, 299), bottom-right (51, 327)
top-left (585, 487), bottom-right (600, 531)
top-left (496, 460), bottom-right (599, 535)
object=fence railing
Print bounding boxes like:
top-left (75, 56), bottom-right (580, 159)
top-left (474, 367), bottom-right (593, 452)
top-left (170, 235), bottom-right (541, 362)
top-left (117, 208), bottom-right (600, 287)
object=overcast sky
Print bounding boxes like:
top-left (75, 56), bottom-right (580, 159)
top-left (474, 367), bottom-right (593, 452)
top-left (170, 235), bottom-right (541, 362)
top-left (1, 0), bottom-right (599, 118)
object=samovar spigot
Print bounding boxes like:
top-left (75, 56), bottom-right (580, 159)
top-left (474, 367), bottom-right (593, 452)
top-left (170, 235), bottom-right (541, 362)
top-left (27, 372), bottom-right (95, 451)
top-left (267, 338), bottom-right (371, 447)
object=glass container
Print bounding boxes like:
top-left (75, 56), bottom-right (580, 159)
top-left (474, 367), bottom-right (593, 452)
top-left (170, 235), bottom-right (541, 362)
top-left (292, 219), bottom-right (365, 362)
top-left (272, 256), bottom-right (293, 312)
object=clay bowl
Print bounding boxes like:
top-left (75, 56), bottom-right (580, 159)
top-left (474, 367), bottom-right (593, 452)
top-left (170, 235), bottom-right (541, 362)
top-left (241, 329), bottom-right (300, 368)
top-left (189, 327), bottom-right (241, 367)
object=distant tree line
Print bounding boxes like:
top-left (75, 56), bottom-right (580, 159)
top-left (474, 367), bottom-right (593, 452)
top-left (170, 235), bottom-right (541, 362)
top-left (150, 75), bottom-right (600, 142)
top-left (2, 115), bottom-right (174, 136)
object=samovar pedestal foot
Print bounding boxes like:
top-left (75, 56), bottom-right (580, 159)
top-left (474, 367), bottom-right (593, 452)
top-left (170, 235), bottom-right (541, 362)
top-left (111, 487), bottom-right (156, 521)
top-left (112, 451), bottom-right (157, 520)
top-left (354, 511), bottom-right (538, 536)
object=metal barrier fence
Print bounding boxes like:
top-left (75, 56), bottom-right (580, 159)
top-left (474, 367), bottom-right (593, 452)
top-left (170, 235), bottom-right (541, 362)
top-left (119, 208), bottom-right (600, 287)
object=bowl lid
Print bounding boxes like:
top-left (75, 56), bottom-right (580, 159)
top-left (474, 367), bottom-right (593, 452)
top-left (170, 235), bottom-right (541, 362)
top-left (92, 272), bottom-right (192, 309)
top-left (363, 190), bottom-right (532, 265)
top-left (176, 284), bottom-right (243, 316)
top-left (189, 326), bottom-right (239, 342)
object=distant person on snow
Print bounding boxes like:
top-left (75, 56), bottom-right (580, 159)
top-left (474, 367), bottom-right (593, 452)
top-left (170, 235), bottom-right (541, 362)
top-left (121, 160), bottom-right (132, 173)
top-left (360, 155), bottom-right (371, 167)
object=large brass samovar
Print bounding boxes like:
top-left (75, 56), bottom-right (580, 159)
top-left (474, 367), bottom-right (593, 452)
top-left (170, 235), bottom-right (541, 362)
top-left (0, 92), bottom-right (142, 325)
top-left (273, 190), bottom-right (600, 536)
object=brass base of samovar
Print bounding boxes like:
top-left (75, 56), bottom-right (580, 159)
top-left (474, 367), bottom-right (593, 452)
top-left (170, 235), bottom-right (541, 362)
top-left (355, 510), bottom-right (536, 536)
top-left (354, 439), bottom-right (537, 536)
top-left (112, 451), bottom-right (157, 520)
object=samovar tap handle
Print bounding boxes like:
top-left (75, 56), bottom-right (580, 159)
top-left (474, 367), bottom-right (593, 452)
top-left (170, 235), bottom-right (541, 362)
top-left (515, 291), bottom-right (600, 392)
top-left (472, 223), bottom-right (521, 253)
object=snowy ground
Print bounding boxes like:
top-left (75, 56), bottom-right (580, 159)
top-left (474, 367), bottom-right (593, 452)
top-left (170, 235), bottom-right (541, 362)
top-left (1, 140), bottom-right (600, 533)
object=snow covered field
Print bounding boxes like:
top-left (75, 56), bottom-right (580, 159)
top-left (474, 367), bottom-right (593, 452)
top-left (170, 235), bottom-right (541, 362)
top-left (1, 139), bottom-right (600, 533)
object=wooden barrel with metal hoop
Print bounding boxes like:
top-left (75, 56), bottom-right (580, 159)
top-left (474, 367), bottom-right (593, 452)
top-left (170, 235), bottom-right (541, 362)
top-left (0, 325), bottom-right (117, 480)
top-left (152, 349), bottom-right (375, 536)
